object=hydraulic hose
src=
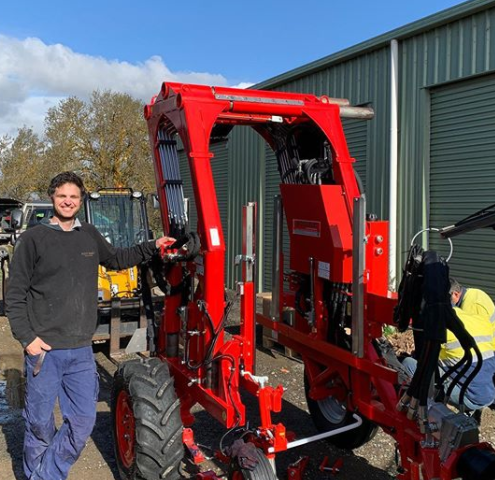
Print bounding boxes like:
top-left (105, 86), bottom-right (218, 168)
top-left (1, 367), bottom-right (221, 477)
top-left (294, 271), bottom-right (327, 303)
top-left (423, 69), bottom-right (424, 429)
top-left (459, 345), bottom-right (483, 409)
top-left (406, 340), bottom-right (431, 399)
top-left (414, 251), bottom-right (449, 406)
top-left (185, 298), bottom-right (234, 370)
top-left (398, 249), bottom-right (450, 417)
top-left (445, 351), bottom-right (473, 405)
top-left (439, 353), bottom-right (469, 386)
top-left (167, 231), bottom-right (201, 262)
top-left (394, 243), bottom-right (424, 332)
top-left (444, 307), bottom-right (480, 409)
top-left (406, 339), bottom-right (441, 406)
top-left (396, 246), bottom-right (487, 414)
top-left (418, 342), bottom-right (441, 407)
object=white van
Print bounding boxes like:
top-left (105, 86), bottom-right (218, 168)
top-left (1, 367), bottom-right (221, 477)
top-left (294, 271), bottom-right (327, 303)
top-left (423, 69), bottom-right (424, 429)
top-left (21, 201), bottom-right (53, 231)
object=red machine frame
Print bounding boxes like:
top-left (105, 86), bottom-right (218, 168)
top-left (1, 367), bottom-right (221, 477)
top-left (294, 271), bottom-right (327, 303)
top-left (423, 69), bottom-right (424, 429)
top-left (143, 82), bottom-right (493, 480)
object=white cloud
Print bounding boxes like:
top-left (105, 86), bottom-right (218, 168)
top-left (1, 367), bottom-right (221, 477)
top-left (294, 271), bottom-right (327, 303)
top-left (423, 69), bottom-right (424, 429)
top-left (230, 82), bottom-right (255, 89)
top-left (0, 34), bottom-right (253, 138)
top-left (0, 95), bottom-right (64, 140)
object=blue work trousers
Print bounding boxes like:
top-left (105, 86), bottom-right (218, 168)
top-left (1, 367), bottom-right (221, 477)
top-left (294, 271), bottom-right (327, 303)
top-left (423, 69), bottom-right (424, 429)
top-left (402, 356), bottom-right (494, 411)
top-left (23, 346), bottom-right (99, 480)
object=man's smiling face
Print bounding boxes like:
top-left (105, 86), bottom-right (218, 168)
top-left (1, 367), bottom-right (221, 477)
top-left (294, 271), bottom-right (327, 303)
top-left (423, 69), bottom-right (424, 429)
top-left (52, 182), bottom-right (82, 221)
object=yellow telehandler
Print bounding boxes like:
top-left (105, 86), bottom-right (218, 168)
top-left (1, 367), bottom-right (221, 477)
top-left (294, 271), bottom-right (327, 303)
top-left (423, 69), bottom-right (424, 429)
top-left (84, 188), bottom-right (163, 358)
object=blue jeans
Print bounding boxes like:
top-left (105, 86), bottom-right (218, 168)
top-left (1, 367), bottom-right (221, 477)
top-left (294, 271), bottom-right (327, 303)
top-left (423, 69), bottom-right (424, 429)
top-left (402, 356), bottom-right (491, 411)
top-left (23, 346), bottom-right (99, 480)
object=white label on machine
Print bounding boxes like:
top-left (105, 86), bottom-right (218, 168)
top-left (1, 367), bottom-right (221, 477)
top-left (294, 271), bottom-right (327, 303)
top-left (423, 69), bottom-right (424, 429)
top-left (293, 219), bottom-right (321, 237)
top-left (318, 261), bottom-right (330, 280)
top-left (210, 228), bottom-right (220, 246)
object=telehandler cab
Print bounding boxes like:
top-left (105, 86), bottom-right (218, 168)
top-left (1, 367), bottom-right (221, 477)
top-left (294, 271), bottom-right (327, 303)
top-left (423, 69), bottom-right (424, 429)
top-left (85, 187), bottom-right (163, 357)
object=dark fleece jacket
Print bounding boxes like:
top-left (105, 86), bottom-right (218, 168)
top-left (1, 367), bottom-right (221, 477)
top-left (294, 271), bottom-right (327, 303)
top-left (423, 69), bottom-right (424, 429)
top-left (6, 222), bottom-right (157, 349)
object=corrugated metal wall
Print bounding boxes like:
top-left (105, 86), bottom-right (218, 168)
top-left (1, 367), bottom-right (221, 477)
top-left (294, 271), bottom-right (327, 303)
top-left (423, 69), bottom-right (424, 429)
top-left (429, 73), bottom-right (495, 297)
top-left (342, 119), bottom-right (368, 192)
top-left (226, 128), bottom-right (264, 287)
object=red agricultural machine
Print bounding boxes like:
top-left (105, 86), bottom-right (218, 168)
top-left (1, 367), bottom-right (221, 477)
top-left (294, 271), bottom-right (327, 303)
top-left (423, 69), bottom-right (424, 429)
top-left (111, 82), bottom-right (495, 480)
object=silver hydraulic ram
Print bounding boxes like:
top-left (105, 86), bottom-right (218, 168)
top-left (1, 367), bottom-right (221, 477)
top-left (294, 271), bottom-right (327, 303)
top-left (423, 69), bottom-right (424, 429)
top-left (352, 195), bottom-right (366, 358)
top-left (235, 201), bottom-right (257, 371)
top-left (270, 195), bottom-right (284, 322)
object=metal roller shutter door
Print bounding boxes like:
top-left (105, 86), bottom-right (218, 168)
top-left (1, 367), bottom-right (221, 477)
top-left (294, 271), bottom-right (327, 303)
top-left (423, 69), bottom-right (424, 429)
top-left (429, 74), bottom-right (495, 298)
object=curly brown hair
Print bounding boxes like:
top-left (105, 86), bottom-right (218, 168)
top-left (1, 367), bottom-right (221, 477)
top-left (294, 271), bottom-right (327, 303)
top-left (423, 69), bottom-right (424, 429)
top-left (47, 172), bottom-right (86, 198)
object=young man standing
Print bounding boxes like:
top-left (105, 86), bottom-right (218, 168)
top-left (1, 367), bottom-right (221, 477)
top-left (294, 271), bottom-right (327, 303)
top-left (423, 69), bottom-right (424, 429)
top-left (6, 171), bottom-right (173, 480)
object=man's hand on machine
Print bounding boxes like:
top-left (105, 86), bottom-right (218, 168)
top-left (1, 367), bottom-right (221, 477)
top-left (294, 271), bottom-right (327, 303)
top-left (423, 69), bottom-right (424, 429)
top-left (155, 235), bottom-right (184, 261)
top-left (155, 236), bottom-right (176, 250)
top-left (155, 232), bottom-right (201, 262)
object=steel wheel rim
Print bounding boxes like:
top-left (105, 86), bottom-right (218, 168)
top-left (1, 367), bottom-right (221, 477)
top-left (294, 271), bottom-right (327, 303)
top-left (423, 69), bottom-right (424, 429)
top-left (317, 396), bottom-right (347, 425)
top-left (115, 390), bottom-right (135, 468)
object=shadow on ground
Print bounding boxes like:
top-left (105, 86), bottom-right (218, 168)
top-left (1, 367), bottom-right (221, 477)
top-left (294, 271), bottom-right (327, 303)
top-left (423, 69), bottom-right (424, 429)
top-left (184, 386), bottom-right (393, 479)
top-left (1, 367), bottom-right (26, 480)
top-left (91, 411), bottom-right (120, 479)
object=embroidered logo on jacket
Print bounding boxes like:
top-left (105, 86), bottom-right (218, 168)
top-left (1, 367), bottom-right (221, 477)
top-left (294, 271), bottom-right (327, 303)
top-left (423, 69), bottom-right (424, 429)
top-left (81, 251), bottom-right (96, 257)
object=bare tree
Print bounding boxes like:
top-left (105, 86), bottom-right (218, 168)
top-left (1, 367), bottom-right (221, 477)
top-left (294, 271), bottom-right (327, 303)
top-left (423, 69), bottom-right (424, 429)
top-left (0, 127), bottom-right (46, 200)
top-left (44, 91), bottom-right (155, 193)
top-left (1, 91), bottom-right (162, 231)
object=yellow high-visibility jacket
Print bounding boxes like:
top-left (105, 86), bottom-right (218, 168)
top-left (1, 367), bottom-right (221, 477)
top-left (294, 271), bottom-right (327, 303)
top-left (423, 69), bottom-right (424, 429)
top-left (459, 288), bottom-right (495, 350)
top-left (439, 307), bottom-right (494, 365)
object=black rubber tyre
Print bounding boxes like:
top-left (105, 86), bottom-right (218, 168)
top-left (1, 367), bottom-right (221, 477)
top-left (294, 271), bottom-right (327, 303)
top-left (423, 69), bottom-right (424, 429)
top-left (304, 372), bottom-right (378, 450)
top-left (112, 358), bottom-right (183, 480)
top-left (229, 448), bottom-right (277, 480)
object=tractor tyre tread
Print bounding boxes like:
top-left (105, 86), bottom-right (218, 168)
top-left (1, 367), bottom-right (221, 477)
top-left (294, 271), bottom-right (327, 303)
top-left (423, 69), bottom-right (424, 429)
top-left (112, 358), bottom-right (183, 480)
top-left (229, 448), bottom-right (277, 480)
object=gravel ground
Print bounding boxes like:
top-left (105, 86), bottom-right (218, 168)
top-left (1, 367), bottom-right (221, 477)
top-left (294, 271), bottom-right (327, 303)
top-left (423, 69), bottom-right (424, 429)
top-left (2, 308), bottom-right (495, 480)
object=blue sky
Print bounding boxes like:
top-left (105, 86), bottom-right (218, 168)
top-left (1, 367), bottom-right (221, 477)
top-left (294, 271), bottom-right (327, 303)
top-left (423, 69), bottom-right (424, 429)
top-left (0, 0), bottom-right (469, 138)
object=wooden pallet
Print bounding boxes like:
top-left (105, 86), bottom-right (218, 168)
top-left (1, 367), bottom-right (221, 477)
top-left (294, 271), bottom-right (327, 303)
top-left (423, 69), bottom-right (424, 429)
top-left (257, 292), bottom-right (301, 361)
top-left (261, 326), bottom-right (301, 361)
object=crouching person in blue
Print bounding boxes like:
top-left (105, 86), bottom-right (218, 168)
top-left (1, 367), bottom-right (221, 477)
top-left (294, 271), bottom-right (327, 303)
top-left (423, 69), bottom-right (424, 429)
top-left (437, 306), bottom-right (495, 412)
top-left (6, 172), bottom-right (173, 480)
top-left (403, 306), bottom-right (495, 414)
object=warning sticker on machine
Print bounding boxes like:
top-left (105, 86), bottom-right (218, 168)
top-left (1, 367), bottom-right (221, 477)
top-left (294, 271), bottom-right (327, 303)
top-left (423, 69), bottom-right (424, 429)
top-left (210, 228), bottom-right (220, 246)
top-left (318, 261), bottom-right (330, 280)
top-left (293, 219), bottom-right (321, 237)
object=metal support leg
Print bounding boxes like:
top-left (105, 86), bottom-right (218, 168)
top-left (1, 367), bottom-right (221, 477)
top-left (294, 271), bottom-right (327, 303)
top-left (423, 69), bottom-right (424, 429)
top-left (270, 195), bottom-right (283, 322)
top-left (110, 298), bottom-right (122, 356)
top-left (239, 202), bottom-right (257, 373)
top-left (352, 195), bottom-right (366, 358)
